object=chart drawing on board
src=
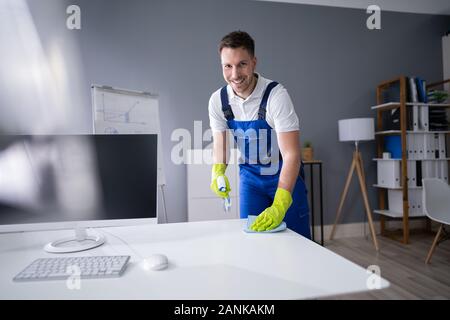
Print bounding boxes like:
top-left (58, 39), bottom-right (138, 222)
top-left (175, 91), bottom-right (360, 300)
top-left (91, 85), bottom-right (165, 186)
top-left (98, 93), bottom-right (148, 126)
top-left (94, 89), bottom-right (159, 134)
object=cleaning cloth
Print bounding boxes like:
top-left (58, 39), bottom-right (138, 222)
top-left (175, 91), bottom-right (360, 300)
top-left (243, 215), bottom-right (287, 233)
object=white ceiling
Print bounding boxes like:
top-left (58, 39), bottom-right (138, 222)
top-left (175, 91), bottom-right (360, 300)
top-left (255, 0), bottom-right (450, 15)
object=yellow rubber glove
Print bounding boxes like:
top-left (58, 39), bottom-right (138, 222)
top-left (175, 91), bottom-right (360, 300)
top-left (210, 163), bottom-right (231, 198)
top-left (250, 188), bottom-right (292, 231)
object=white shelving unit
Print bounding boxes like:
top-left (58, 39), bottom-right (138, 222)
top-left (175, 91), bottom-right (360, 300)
top-left (373, 76), bottom-right (450, 243)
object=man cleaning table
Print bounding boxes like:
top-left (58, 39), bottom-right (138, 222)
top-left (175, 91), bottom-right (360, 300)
top-left (208, 31), bottom-right (310, 238)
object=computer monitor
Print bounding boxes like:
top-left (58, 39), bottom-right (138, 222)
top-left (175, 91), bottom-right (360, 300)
top-left (0, 134), bottom-right (157, 253)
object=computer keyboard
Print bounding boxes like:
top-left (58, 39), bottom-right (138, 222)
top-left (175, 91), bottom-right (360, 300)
top-left (13, 255), bottom-right (130, 282)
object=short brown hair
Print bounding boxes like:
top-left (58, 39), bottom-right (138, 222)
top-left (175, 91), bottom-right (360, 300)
top-left (219, 31), bottom-right (255, 56)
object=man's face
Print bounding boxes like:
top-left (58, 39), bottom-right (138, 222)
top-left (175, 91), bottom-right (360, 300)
top-left (220, 47), bottom-right (257, 99)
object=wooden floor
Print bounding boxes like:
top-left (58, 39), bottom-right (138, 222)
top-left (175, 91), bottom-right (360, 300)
top-left (324, 230), bottom-right (450, 299)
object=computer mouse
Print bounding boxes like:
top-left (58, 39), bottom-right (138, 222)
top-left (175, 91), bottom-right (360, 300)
top-left (142, 254), bottom-right (169, 271)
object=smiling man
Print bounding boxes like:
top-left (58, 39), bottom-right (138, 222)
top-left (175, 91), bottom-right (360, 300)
top-left (208, 31), bottom-right (311, 237)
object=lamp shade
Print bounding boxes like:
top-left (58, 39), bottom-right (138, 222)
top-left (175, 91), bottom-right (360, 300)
top-left (338, 118), bottom-right (374, 142)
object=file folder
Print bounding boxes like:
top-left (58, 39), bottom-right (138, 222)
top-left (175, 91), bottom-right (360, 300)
top-left (409, 77), bottom-right (420, 131)
top-left (410, 189), bottom-right (423, 215)
top-left (377, 160), bottom-right (401, 188)
top-left (419, 105), bottom-right (429, 131)
top-left (412, 105), bottom-right (419, 131)
top-left (416, 160), bottom-right (422, 186)
top-left (409, 189), bottom-right (418, 214)
top-left (415, 78), bottom-right (427, 103)
top-left (422, 161), bottom-right (435, 179)
top-left (423, 134), bottom-right (435, 160)
top-left (407, 161), bottom-right (417, 187)
top-left (435, 159), bottom-right (441, 178)
top-left (407, 134), bottom-right (414, 159)
top-left (434, 134), bottom-right (440, 158)
top-left (415, 133), bottom-right (424, 159)
top-left (438, 133), bottom-right (446, 159)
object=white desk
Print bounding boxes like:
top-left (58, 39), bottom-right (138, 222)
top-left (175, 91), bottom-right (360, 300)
top-left (0, 219), bottom-right (389, 299)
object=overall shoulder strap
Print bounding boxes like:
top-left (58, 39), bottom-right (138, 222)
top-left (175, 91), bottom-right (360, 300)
top-left (258, 81), bottom-right (279, 120)
top-left (220, 86), bottom-right (235, 121)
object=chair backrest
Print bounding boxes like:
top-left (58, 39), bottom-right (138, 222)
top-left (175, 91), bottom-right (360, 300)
top-left (422, 178), bottom-right (450, 225)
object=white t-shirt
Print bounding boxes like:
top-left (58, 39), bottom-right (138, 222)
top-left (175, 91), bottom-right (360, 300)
top-left (208, 74), bottom-right (299, 133)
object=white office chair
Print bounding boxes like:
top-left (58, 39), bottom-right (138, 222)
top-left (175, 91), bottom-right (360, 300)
top-left (422, 178), bottom-right (450, 264)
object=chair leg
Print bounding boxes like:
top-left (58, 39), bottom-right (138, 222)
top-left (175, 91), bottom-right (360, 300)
top-left (425, 224), bottom-right (443, 264)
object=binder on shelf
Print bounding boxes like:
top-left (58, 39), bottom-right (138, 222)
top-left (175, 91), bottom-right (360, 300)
top-left (377, 160), bottom-right (401, 188)
top-left (431, 134), bottom-right (438, 159)
top-left (422, 161), bottom-right (435, 179)
top-left (407, 160), bottom-right (417, 187)
top-left (435, 159), bottom-right (441, 178)
top-left (412, 105), bottom-right (419, 131)
top-left (423, 133), bottom-right (435, 160)
top-left (407, 107), bottom-right (413, 131)
top-left (408, 77), bottom-right (419, 103)
top-left (414, 134), bottom-right (420, 160)
top-left (414, 133), bottom-right (424, 159)
top-left (407, 134), bottom-right (414, 159)
top-left (438, 133), bottom-right (446, 159)
top-left (434, 134), bottom-right (440, 158)
top-left (417, 133), bottom-right (425, 159)
top-left (419, 104), bottom-right (429, 131)
top-left (410, 189), bottom-right (423, 215)
top-left (416, 160), bottom-right (423, 186)
top-left (409, 77), bottom-right (420, 131)
top-left (409, 189), bottom-right (418, 214)
top-left (415, 77), bottom-right (427, 103)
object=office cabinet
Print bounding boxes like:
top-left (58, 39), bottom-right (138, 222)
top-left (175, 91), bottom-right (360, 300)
top-left (186, 149), bottom-right (240, 222)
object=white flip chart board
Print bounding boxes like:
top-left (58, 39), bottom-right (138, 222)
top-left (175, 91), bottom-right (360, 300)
top-left (91, 85), bottom-right (166, 186)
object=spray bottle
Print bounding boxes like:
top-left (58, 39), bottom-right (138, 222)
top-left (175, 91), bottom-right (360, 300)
top-left (217, 176), bottom-right (231, 212)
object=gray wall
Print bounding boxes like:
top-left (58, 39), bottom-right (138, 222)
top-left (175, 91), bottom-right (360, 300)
top-left (3, 0), bottom-right (450, 224)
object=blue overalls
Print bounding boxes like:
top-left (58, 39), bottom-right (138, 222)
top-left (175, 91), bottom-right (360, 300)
top-left (220, 82), bottom-right (311, 238)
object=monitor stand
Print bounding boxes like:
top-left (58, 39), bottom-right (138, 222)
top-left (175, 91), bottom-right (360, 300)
top-left (44, 227), bottom-right (105, 253)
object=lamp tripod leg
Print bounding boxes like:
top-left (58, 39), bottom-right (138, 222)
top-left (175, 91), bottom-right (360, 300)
top-left (359, 151), bottom-right (367, 237)
top-left (330, 152), bottom-right (357, 240)
top-left (358, 151), bottom-right (366, 185)
top-left (355, 151), bottom-right (379, 251)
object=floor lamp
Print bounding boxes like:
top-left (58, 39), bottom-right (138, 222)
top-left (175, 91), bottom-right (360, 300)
top-left (330, 118), bottom-right (379, 251)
